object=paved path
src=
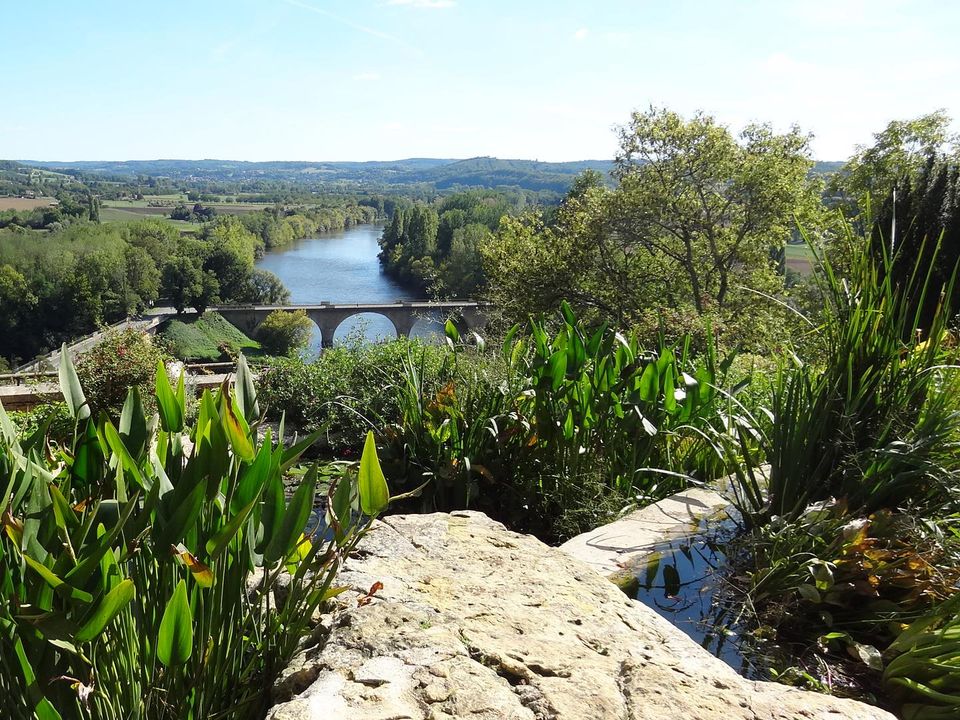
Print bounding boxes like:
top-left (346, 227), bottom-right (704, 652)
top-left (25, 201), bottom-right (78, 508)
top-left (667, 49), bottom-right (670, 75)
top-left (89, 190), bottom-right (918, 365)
top-left (16, 309), bottom-right (176, 373)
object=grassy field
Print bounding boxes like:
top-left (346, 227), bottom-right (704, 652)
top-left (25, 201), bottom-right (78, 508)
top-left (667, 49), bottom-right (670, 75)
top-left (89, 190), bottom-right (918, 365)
top-left (785, 242), bottom-right (814, 274)
top-left (0, 197), bottom-right (57, 211)
top-left (98, 206), bottom-right (196, 228)
top-left (159, 312), bottom-right (261, 361)
top-left (99, 200), bottom-right (268, 223)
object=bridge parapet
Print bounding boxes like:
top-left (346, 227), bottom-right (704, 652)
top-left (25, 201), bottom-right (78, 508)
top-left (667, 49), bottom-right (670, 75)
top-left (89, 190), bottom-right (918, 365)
top-left (212, 301), bottom-right (490, 348)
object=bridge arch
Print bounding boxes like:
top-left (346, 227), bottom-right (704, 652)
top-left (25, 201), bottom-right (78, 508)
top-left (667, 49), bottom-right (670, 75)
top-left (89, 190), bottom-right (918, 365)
top-left (328, 311), bottom-right (399, 347)
top-left (212, 301), bottom-right (490, 351)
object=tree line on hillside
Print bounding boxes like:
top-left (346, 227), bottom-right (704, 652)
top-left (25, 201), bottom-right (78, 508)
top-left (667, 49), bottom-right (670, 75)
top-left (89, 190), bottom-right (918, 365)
top-left (240, 203), bottom-right (381, 250)
top-left (0, 217), bottom-right (288, 366)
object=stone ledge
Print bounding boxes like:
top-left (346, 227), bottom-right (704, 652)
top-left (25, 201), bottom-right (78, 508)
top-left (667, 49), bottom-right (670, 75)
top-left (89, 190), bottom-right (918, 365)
top-left (560, 487), bottom-right (729, 576)
top-left (265, 511), bottom-right (893, 720)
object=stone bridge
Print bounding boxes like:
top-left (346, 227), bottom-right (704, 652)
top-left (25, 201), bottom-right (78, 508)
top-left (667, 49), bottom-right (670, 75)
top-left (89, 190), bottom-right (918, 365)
top-left (212, 301), bottom-right (490, 348)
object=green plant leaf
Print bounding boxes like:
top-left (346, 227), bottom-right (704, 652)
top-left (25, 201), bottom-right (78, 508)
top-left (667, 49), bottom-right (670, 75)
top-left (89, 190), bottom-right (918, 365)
top-left (155, 361), bottom-right (183, 432)
top-left (358, 431), bottom-right (389, 517)
top-left (265, 464), bottom-right (317, 565)
top-left (206, 497), bottom-right (257, 560)
top-left (157, 579), bottom-right (193, 667)
top-left (638, 363), bottom-right (659, 402)
top-left (13, 635), bottom-right (63, 720)
top-left (103, 419), bottom-right (147, 490)
top-left (75, 579), bottom-right (135, 642)
top-left (58, 344), bottom-right (89, 421)
top-left (235, 353), bottom-right (260, 424)
top-left (663, 369), bottom-right (677, 414)
top-left (119, 386), bottom-right (148, 461)
top-left (23, 554), bottom-right (93, 603)
top-left (444, 318), bottom-right (460, 344)
top-left (222, 391), bottom-right (255, 462)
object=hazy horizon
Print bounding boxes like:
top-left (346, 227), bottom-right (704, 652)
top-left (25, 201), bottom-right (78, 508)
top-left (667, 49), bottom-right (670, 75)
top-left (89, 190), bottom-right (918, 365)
top-left (3, 0), bottom-right (957, 163)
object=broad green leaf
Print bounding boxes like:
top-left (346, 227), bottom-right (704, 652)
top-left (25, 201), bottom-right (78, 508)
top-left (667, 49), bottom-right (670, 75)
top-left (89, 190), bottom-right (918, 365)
top-left (327, 474), bottom-right (353, 542)
top-left (358, 431), bottom-right (389, 517)
top-left (663, 370), bottom-right (677, 414)
top-left (153, 469), bottom-right (206, 548)
top-left (222, 391), bottom-right (255, 462)
top-left (265, 464), bottom-right (317, 565)
top-left (546, 350), bottom-right (567, 391)
top-left (0, 397), bottom-right (19, 446)
top-left (155, 361), bottom-right (183, 432)
top-left (235, 353), bottom-right (260, 424)
top-left (72, 419), bottom-right (103, 487)
top-left (75, 579), bottom-right (135, 642)
top-left (59, 345), bottom-right (89, 421)
top-left (118, 387), bottom-right (148, 461)
top-left (66, 491), bottom-right (140, 585)
top-left (232, 433), bottom-right (273, 514)
top-left (444, 318), bottom-right (460, 343)
top-left (157, 579), bottom-right (193, 667)
top-left (23, 555), bottom-right (93, 603)
top-left (638, 363), bottom-right (659, 402)
top-left (13, 635), bottom-right (63, 720)
top-left (257, 470), bottom-right (285, 554)
top-left (103, 419), bottom-right (147, 490)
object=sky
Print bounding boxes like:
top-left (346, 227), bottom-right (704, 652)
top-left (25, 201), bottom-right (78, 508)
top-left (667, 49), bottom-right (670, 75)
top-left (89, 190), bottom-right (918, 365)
top-left (1, 0), bottom-right (957, 162)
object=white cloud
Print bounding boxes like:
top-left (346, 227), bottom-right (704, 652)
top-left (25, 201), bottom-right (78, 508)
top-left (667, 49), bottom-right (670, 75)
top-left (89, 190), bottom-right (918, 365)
top-left (386, 0), bottom-right (455, 7)
top-left (573, 27), bottom-right (589, 41)
top-left (353, 72), bottom-right (381, 81)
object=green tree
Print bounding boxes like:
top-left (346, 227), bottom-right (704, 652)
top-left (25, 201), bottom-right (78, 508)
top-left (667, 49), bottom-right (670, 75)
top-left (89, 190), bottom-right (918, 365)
top-left (162, 256), bottom-right (205, 314)
top-left (834, 110), bottom-right (958, 208)
top-left (484, 108), bottom-right (824, 345)
top-left (256, 309), bottom-right (313, 356)
top-left (247, 268), bottom-right (291, 305)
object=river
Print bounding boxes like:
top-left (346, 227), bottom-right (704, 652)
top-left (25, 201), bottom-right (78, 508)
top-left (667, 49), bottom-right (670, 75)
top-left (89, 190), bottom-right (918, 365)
top-left (255, 224), bottom-right (439, 355)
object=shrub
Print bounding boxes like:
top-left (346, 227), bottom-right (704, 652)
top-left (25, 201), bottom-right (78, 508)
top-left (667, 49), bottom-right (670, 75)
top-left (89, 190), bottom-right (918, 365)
top-left (75, 328), bottom-right (168, 419)
top-left (256, 336), bottom-right (447, 451)
top-left (722, 221), bottom-right (960, 527)
top-left (256, 309), bottom-right (313, 357)
top-left (0, 353), bottom-right (390, 719)
top-left (383, 304), bottom-right (733, 540)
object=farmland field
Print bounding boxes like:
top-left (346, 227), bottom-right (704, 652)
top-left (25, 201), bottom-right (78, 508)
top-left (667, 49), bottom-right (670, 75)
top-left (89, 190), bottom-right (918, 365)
top-left (785, 242), bottom-right (813, 274)
top-left (97, 206), bottom-right (196, 228)
top-left (0, 197), bottom-right (57, 211)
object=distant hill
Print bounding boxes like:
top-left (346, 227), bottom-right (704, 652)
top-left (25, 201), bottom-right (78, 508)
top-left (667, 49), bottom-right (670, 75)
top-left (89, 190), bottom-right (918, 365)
top-left (17, 157), bottom-right (615, 193)
top-left (13, 156), bottom-right (844, 194)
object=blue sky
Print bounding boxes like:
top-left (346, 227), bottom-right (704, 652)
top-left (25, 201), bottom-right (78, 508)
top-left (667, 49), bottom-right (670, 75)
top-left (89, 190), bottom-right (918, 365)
top-left (2, 0), bottom-right (957, 162)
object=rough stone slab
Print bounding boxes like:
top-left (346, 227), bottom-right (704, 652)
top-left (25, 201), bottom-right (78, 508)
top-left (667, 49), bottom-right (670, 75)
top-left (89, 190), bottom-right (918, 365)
top-left (560, 487), bottom-right (729, 575)
top-left (265, 511), bottom-right (892, 720)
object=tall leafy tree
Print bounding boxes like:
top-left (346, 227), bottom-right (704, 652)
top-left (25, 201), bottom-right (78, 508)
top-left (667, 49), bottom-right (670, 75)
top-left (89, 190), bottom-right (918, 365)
top-left (484, 108), bottom-right (824, 346)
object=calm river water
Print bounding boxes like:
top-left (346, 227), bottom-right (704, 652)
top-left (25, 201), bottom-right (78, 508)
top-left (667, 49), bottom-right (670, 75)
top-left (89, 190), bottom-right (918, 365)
top-left (255, 224), bottom-right (439, 355)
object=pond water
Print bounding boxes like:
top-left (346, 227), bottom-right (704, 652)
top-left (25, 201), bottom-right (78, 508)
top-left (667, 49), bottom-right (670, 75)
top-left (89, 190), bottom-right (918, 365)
top-left (632, 514), bottom-right (776, 680)
top-left (255, 224), bottom-right (441, 355)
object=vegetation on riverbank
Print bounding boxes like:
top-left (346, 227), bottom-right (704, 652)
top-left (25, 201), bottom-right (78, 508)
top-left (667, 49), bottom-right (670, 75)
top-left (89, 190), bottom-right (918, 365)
top-left (0, 217), bottom-right (289, 366)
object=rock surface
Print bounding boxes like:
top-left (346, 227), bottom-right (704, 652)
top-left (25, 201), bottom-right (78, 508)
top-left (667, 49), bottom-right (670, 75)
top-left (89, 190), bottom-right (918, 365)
top-left (560, 487), bottom-right (729, 576)
top-left (266, 511), bottom-right (894, 720)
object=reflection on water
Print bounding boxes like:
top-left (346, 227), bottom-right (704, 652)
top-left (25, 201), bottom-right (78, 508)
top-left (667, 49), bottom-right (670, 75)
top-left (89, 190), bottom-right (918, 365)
top-left (632, 514), bottom-right (775, 680)
top-left (255, 224), bottom-right (442, 355)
